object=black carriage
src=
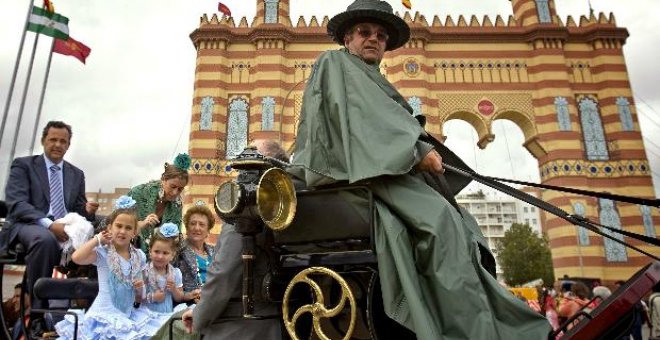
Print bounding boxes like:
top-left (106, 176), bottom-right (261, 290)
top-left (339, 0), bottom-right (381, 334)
top-left (214, 146), bottom-right (414, 339)
top-left (212, 146), bottom-right (660, 340)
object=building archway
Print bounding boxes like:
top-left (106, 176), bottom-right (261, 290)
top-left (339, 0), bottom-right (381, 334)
top-left (442, 110), bottom-right (541, 185)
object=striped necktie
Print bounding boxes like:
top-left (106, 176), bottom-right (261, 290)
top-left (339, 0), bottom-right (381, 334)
top-left (49, 164), bottom-right (67, 220)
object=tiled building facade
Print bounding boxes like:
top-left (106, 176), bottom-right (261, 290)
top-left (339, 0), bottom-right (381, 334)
top-left (185, 0), bottom-right (659, 282)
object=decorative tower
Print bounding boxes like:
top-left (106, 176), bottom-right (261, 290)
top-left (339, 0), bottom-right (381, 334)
top-left (510, 0), bottom-right (557, 26)
top-left (185, 0), bottom-right (327, 239)
top-left (253, 0), bottom-right (291, 26)
top-left (506, 0), bottom-right (658, 282)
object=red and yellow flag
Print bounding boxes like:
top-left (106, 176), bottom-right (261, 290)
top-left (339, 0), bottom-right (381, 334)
top-left (218, 2), bottom-right (232, 17)
top-left (43, 0), bottom-right (55, 12)
top-left (402, 0), bottom-right (412, 10)
top-left (53, 36), bottom-right (91, 64)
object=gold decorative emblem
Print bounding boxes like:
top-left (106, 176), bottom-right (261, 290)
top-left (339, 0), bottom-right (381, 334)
top-left (403, 58), bottom-right (420, 77)
top-left (282, 267), bottom-right (357, 340)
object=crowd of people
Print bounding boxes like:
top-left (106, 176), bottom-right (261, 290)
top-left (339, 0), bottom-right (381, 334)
top-left (0, 119), bottom-right (202, 338)
top-left (509, 277), bottom-right (660, 340)
top-left (0, 0), bottom-right (653, 339)
top-left (0, 115), bottom-right (291, 338)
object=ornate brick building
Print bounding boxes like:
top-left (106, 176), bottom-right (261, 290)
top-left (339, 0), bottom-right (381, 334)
top-left (186, 0), bottom-right (658, 283)
top-left (86, 187), bottom-right (130, 215)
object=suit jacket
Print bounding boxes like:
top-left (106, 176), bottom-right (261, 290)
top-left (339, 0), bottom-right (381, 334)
top-left (193, 224), bottom-right (282, 339)
top-left (0, 155), bottom-right (91, 252)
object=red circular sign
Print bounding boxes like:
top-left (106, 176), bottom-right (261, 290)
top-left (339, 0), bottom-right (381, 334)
top-left (478, 100), bottom-right (494, 116)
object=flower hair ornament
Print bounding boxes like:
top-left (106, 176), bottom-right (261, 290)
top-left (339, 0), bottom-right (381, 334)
top-left (173, 153), bottom-right (191, 171)
top-left (158, 222), bottom-right (180, 238)
top-left (115, 195), bottom-right (137, 210)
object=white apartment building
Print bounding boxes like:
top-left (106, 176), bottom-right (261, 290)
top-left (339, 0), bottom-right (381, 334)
top-left (456, 189), bottom-right (543, 280)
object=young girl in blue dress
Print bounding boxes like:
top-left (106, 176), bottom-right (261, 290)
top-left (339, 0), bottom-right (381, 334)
top-left (143, 223), bottom-right (187, 313)
top-left (55, 196), bottom-right (173, 340)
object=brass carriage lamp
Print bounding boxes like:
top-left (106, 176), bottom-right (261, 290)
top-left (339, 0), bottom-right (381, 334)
top-left (214, 146), bottom-right (297, 232)
top-left (213, 146), bottom-right (297, 317)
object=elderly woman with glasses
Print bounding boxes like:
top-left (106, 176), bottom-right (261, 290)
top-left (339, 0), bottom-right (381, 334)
top-left (173, 205), bottom-right (215, 302)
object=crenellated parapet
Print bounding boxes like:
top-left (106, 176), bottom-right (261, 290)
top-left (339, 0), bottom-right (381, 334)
top-left (192, 9), bottom-right (626, 51)
top-left (196, 8), bottom-right (619, 29)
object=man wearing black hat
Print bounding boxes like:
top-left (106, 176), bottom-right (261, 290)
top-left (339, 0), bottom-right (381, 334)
top-left (289, 0), bottom-right (550, 339)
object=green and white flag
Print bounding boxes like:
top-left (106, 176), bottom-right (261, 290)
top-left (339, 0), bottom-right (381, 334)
top-left (26, 6), bottom-right (69, 40)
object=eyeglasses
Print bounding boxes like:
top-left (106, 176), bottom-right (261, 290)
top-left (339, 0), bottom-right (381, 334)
top-left (356, 26), bottom-right (389, 42)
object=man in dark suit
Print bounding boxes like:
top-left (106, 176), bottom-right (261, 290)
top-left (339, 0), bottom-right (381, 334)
top-left (1, 121), bottom-right (98, 314)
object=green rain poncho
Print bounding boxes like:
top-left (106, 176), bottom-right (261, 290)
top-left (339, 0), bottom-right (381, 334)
top-left (290, 48), bottom-right (550, 340)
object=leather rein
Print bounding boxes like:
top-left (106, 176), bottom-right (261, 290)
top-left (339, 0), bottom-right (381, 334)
top-left (272, 131), bottom-right (660, 262)
top-left (443, 162), bottom-right (660, 262)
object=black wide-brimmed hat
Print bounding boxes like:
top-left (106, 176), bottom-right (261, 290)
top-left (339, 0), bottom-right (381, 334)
top-left (328, 0), bottom-right (410, 51)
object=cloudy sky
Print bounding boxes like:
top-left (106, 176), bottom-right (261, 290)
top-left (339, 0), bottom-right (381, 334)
top-left (0, 0), bottom-right (658, 198)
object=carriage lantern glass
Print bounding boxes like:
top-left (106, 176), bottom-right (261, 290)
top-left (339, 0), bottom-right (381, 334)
top-left (214, 146), bottom-right (297, 231)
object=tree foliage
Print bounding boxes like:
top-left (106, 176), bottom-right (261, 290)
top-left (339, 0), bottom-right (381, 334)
top-left (496, 223), bottom-right (555, 286)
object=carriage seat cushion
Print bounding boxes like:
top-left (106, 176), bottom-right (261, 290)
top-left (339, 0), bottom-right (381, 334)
top-left (0, 243), bottom-right (26, 263)
top-left (0, 200), bottom-right (7, 219)
top-left (273, 186), bottom-right (372, 245)
top-left (33, 278), bottom-right (99, 301)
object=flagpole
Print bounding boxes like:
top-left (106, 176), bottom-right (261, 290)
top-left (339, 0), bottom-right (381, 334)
top-left (7, 34), bottom-right (41, 175)
top-left (29, 38), bottom-right (55, 155)
top-left (0, 0), bottom-right (35, 147)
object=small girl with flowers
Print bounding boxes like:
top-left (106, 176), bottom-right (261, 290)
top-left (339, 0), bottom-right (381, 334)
top-left (143, 223), bottom-right (187, 313)
top-left (55, 196), bottom-right (174, 340)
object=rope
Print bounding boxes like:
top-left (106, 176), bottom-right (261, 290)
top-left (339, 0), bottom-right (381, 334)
top-left (499, 121), bottom-right (517, 180)
top-left (573, 215), bottom-right (660, 247)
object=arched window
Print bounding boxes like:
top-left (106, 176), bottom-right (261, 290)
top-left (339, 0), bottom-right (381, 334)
top-left (261, 96), bottom-right (275, 130)
top-left (579, 97), bottom-right (609, 160)
top-left (555, 96), bottom-right (571, 131)
top-left (616, 97), bottom-right (634, 131)
top-left (264, 0), bottom-right (279, 24)
top-left (200, 96), bottom-right (214, 131)
top-left (573, 202), bottom-right (589, 245)
top-left (407, 96), bottom-right (422, 116)
top-left (226, 98), bottom-right (249, 159)
top-left (535, 0), bottom-right (552, 23)
top-left (641, 205), bottom-right (656, 238)
top-left (599, 198), bottom-right (627, 262)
